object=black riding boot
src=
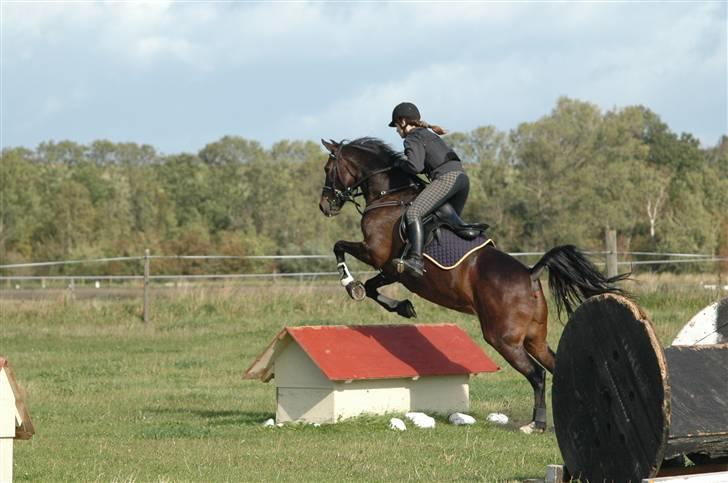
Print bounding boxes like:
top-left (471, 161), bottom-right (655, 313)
top-left (395, 219), bottom-right (424, 278)
top-left (437, 203), bottom-right (488, 240)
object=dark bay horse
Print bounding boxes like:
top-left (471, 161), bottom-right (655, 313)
top-left (318, 137), bottom-right (626, 433)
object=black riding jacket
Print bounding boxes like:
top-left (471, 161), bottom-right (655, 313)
top-left (400, 128), bottom-right (463, 180)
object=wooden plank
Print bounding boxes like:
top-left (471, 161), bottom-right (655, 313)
top-left (644, 469), bottom-right (728, 482)
top-left (657, 463), bottom-right (728, 478)
top-left (664, 344), bottom-right (728, 461)
top-left (544, 464), bottom-right (565, 483)
top-left (553, 294), bottom-right (670, 481)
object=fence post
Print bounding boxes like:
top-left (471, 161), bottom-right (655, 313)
top-left (68, 277), bottom-right (76, 301)
top-left (605, 229), bottom-right (618, 278)
top-left (143, 249), bottom-right (150, 323)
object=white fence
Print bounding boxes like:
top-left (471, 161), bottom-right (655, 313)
top-left (2, 250), bottom-right (726, 322)
top-left (1, 250), bottom-right (725, 278)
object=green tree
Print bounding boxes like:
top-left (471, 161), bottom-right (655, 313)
top-left (36, 140), bottom-right (87, 165)
top-left (510, 97), bottom-right (603, 249)
top-left (199, 136), bottom-right (266, 233)
top-left (45, 179), bottom-right (96, 258)
top-left (448, 126), bottom-right (520, 243)
top-left (158, 153), bottom-right (210, 229)
top-left (0, 148), bottom-right (42, 259)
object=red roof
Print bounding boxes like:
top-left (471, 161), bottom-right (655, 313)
top-left (245, 324), bottom-right (499, 382)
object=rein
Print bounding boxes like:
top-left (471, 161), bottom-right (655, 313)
top-left (322, 145), bottom-right (420, 216)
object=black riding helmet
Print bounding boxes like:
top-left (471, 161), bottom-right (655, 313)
top-left (388, 102), bottom-right (421, 127)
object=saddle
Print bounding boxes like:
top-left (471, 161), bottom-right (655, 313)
top-left (400, 203), bottom-right (489, 245)
top-left (399, 204), bottom-right (492, 269)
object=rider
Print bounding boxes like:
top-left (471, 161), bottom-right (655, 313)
top-left (389, 102), bottom-right (471, 278)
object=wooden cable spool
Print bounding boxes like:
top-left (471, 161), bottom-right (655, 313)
top-left (552, 294), bottom-right (728, 481)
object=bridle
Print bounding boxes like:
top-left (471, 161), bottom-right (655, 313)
top-left (321, 144), bottom-right (420, 215)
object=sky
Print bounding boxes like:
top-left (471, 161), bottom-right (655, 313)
top-left (1, 1), bottom-right (726, 155)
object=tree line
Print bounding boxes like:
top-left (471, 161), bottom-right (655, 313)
top-left (1, 97), bottom-right (727, 275)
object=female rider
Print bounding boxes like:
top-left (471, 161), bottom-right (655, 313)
top-left (389, 102), bottom-right (471, 278)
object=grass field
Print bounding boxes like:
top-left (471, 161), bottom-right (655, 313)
top-left (1, 276), bottom-right (724, 482)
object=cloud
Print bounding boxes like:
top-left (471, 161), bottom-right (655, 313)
top-left (132, 35), bottom-right (205, 67)
top-left (2, 3), bottom-right (527, 67)
top-left (274, 57), bottom-right (534, 145)
top-left (1, 2), bottom-right (724, 152)
top-left (2, 1), bottom-right (211, 67)
top-left (275, 1), bottom-right (725, 146)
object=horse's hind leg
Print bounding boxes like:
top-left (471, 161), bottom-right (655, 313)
top-left (521, 319), bottom-right (556, 431)
top-left (480, 322), bottom-right (548, 433)
top-left (524, 290), bottom-right (556, 374)
top-left (525, 337), bottom-right (556, 374)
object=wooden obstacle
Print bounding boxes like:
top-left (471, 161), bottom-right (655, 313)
top-left (672, 297), bottom-right (728, 345)
top-left (0, 358), bottom-right (34, 483)
top-left (552, 294), bottom-right (728, 481)
top-left (245, 324), bottom-right (499, 423)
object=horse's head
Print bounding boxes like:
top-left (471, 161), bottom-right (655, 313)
top-left (319, 139), bottom-right (365, 217)
top-left (319, 137), bottom-right (409, 217)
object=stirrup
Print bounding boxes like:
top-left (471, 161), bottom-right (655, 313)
top-left (394, 257), bottom-right (424, 277)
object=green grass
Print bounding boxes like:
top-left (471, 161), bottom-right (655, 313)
top-left (1, 280), bottom-right (722, 481)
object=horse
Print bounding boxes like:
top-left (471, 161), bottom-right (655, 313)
top-left (318, 137), bottom-right (627, 433)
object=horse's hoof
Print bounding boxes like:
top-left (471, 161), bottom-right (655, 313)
top-left (346, 281), bottom-right (366, 301)
top-left (519, 422), bottom-right (545, 434)
top-left (396, 300), bottom-right (417, 318)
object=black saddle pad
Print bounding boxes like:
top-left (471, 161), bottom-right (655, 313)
top-left (423, 228), bottom-right (494, 269)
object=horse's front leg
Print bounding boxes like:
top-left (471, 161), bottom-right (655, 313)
top-left (364, 273), bottom-right (417, 319)
top-left (333, 240), bottom-right (374, 301)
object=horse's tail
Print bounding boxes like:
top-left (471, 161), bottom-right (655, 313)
top-left (529, 245), bottom-right (629, 319)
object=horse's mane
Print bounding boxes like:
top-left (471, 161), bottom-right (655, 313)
top-left (344, 137), bottom-right (407, 166)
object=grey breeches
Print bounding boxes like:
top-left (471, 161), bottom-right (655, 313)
top-left (405, 171), bottom-right (469, 224)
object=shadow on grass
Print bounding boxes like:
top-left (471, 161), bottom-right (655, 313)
top-left (143, 407), bottom-right (273, 427)
top-left (138, 408), bottom-right (275, 439)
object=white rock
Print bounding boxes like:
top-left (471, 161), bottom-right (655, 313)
top-left (389, 417), bottom-right (407, 431)
top-left (405, 412), bottom-right (436, 429)
top-left (312, 423), bottom-right (321, 428)
top-left (276, 423), bottom-right (284, 427)
top-left (262, 418), bottom-right (275, 427)
top-left (486, 412), bottom-right (509, 425)
top-left (448, 412), bottom-right (476, 425)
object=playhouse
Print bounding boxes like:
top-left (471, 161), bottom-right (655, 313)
top-left (245, 324), bottom-right (499, 424)
top-left (0, 357), bottom-right (34, 483)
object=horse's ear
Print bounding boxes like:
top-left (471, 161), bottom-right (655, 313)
top-left (321, 139), bottom-right (338, 153)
